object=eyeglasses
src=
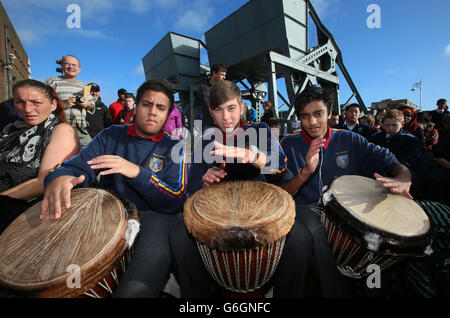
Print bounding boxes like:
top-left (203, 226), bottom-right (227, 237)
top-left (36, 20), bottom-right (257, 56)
top-left (62, 63), bottom-right (79, 68)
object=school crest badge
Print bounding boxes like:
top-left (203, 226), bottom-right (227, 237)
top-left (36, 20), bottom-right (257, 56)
top-left (149, 157), bottom-right (164, 173)
top-left (336, 154), bottom-right (349, 169)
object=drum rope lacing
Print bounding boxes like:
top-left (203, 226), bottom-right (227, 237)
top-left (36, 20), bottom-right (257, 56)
top-left (196, 238), bottom-right (286, 293)
top-left (322, 213), bottom-right (404, 279)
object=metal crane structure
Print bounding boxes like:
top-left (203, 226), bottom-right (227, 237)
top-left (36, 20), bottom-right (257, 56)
top-left (142, 0), bottom-right (367, 139)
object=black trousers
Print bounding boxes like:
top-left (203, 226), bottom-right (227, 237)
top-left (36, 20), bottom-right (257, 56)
top-left (295, 204), bottom-right (352, 297)
top-left (114, 211), bottom-right (183, 298)
top-left (168, 219), bottom-right (313, 298)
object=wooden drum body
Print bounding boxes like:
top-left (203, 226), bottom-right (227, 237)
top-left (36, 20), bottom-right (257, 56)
top-left (0, 188), bottom-right (140, 297)
top-left (184, 181), bottom-right (295, 293)
top-left (321, 175), bottom-right (433, 279)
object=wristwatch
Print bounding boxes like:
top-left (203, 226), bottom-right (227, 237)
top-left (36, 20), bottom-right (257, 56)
top-left (249, 145), bottom-right (260, 162)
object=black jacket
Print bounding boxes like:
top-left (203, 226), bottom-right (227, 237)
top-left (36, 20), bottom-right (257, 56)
top-left (86, 97), bottom-right (112, 138)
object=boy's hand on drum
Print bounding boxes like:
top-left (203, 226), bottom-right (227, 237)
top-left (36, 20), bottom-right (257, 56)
top-left (304, 137), bottom-right (325, 176)
top-left (374, 172), bottom-right (413, 200)
top-left (202, 161), bottom-right (227, 187)
top-left (40, 175), bottom-right (85, 220)
top-left (87, 155), bottom-right (140, 179)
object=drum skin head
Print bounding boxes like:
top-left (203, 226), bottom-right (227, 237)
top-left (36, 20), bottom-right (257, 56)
top-left (184, 181), bottom-right (295, 251)
top-left (0, 188), bottom-right (128, 297)
top-left (323, 175), bottom-right (433, 256)
top-left (330, 175), bottom-right (429, 237)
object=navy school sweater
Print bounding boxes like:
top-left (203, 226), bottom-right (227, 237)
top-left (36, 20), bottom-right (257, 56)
top-left (279, 127), bottom-right (401, 205)
top-left (45, 125), bottom-right (187, 214)
top-left (187, 122), bottom-right (287, 196)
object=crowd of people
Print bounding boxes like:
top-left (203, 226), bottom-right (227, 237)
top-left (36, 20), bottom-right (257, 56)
top-left (0, 55), bottom-right (448, 299)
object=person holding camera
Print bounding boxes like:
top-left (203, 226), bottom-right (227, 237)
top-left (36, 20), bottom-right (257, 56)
top-left (45, 55), bottom-right (95, 148)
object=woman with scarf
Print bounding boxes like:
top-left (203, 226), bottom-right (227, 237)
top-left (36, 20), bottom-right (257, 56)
top-left (398, 105), bottom-right (427, 152)
top-left (0, 79), bottom-right (79, 233)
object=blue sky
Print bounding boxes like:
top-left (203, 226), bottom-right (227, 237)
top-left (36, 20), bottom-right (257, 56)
top-left (2, 0), bottom-right (449, 111)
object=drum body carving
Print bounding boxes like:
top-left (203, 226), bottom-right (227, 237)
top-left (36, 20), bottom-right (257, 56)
top-left (321, 175), bottom-right (433, 279)
top-left (184, 181), bottom-right (295, 293)
top-left (0, 188), bottom-right (140, 297)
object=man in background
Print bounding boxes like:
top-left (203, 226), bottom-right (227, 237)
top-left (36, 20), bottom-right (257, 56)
top-left (109, 88), bottom-right (127, 123)
top-left (197, 64), bottom-right (227, 131)
top-left (45, 55), bottom-right (95, 148)
top-left (86, 83), bottom-right (112, 139)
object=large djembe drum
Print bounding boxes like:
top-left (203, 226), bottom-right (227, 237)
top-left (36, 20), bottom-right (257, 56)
top-left (184, 181), bottom-right (295, 294)
top-left (0, 188), bottom-right (140, 297)
top-left (321, 175), bottom-right (434, 279)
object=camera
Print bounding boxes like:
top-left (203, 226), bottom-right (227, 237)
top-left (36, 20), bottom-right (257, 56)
top-left (75, 96), bottom-right (86, 103)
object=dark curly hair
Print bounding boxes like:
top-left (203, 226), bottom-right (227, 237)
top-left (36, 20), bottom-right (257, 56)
top-left (135, 79), bottom-right (174, 113)
top-left (294, 85), bottom-right (334, 116)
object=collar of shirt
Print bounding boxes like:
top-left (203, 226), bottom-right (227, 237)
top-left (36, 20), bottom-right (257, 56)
top-left (127, 124), bottom-right (164, 142)
top-left (344, 120), bottom-right (358, 131)
top-left (300, 126), bottom-right (332, 149)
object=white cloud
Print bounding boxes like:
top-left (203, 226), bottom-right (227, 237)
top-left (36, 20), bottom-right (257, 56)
top-left (310, 0), bottom-right (340, 17)
top-left (445, 44), bottom-right (450, 56)
top-left (134, 64), bottom-right (145, 75)
top-left (64, 29), bottom-right (121, 42)
top-left (129, 0), bottom-right (152, 14)
top-left (16, 29), bottom-right (40, 46)
top-left (174, 0), bottom-right (215, 32)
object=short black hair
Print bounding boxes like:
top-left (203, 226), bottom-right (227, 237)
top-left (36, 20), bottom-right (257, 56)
top-left (345, 103), bottom-right (361, 112)
top-left (267, 117), bottom-right (281, 128)
top-left (135, 79), bottom-right (174, 113)
top-left (124, 93), bottom-right (135, 100)
top-left (211, 63), bottom-right (227, 74)
top-left (437, 98), bottom-right (447, 105)
top-left (117, 88), bottom-right (127, 95)
top-left (294, 85), bottom-right (334, 115)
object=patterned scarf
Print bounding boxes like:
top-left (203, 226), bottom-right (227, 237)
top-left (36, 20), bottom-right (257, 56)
top-left (0, 113), bottom-right (60, 190)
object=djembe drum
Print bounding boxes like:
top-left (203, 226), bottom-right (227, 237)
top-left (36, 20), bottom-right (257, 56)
top-left (184, 181), bottom-right (295, 294)
top-left (0, 188), bottom-right (140, 297)
top-left (321, 175), bottom-right (433, 279)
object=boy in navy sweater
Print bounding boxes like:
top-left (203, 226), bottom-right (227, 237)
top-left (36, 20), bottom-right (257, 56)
top-left (369, 109), bottom-right (435, 198)
top-left (41, 79), bottom-right (187, 298)
top-left (170, 80), bottom-right (313, 298)
top-left (279, 86), bottom-right (412, 297)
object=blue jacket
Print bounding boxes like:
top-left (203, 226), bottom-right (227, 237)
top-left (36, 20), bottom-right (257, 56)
top-left (187, 122), bottom-right (287, 196)
top-left (335, 121), bottom-right (372, 140)
top-left (369, 129), bottom-right (425, 171)
top-left (279, 127), bottom-right (401, 205)
top-left (45, 125), bottom-right (187, 214)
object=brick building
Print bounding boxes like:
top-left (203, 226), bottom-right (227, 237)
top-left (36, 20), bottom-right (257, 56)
top-left (0, 1), bottom-right (30, 102)
top-left (371, 98), bottom-right (419, 113)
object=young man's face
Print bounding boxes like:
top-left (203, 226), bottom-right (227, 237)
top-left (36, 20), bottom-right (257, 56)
top-left (210, 70), bottom-right (226, 83)
top-left (382, 118), bottom-right (403, 134)
top-left (124, 97), bottom-right (135, 110)
top-left (345, 106), bottom-right (360, 125)
top-left (299, 100), bottom-right (331, 139)
top-left (437, 101), bottom-right (447, 110)
top-left (134, 90), bottom-right (170, 137)
top-left (328, 115), bottom-right (339, 127)
top-left (210, 97), bottom-right (244, 134)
